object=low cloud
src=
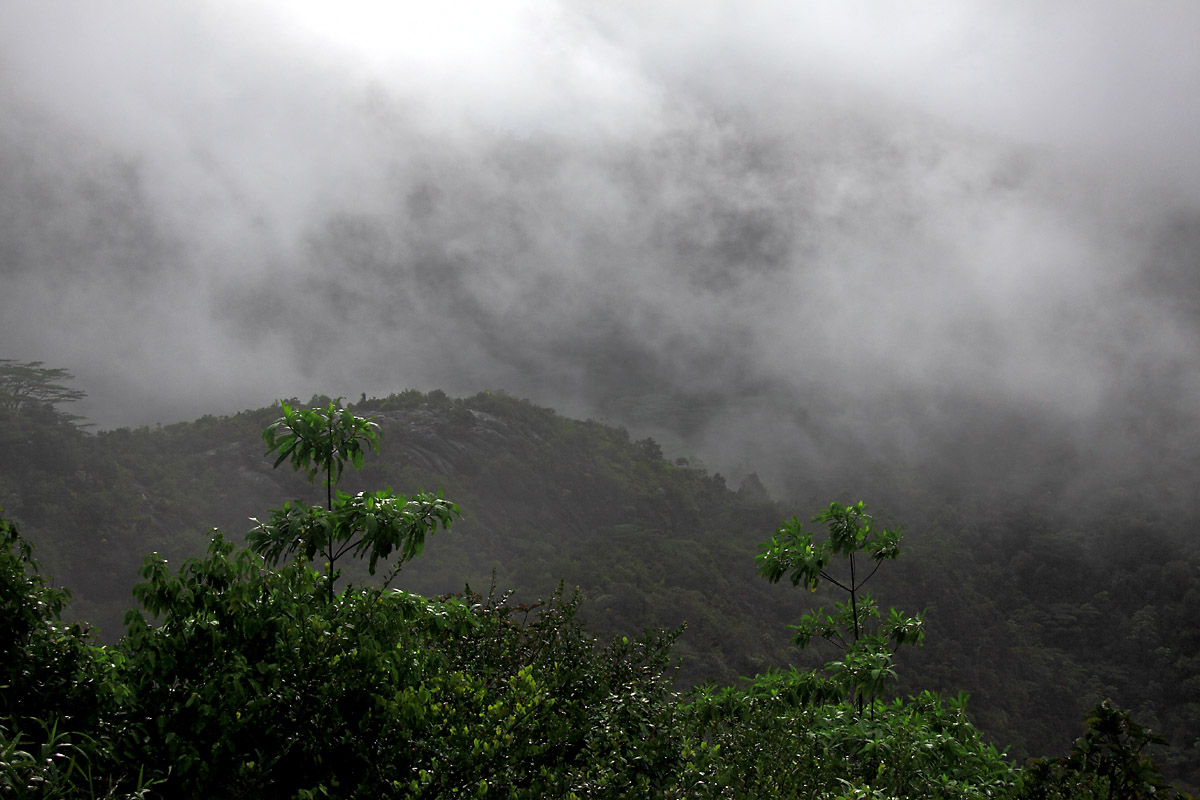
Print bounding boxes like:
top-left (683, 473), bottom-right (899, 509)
top-left (1, 1), bottom-right (1197, 500)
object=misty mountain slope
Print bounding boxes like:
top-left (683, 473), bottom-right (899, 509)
top-left (6, 81), bottom-right (1199, 525)
top-left (0, 390), bottom-right (798, 680)
top-left (4, 389), bottom-right (1200, 784)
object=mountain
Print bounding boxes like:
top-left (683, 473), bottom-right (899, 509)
top-left (2, 388), bottom-right (1198, 787)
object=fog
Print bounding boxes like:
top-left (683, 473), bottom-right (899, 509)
top-left (3, 1), bottom-right (1199, 500)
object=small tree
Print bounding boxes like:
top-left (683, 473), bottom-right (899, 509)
top-left (248, 399), bottom-right (459, 602)
top-left (1020, 699), bottom-right (1187, 799)
top-left (756, 501), bottom-right (924, 714)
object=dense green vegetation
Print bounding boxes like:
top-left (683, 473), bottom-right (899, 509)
top-left (1, 367), bottom-right (1197, 795)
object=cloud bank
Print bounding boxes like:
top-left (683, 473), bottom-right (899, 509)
top-left (2, 0), bottom-right (1198, 500)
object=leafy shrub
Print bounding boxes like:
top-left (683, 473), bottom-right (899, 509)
top-left (1019, 699), bottom-right (1188, 800)
top-left (680, 672), bottom-right (1015, 799)
top-left (113, 534), bottom-right (685, 798)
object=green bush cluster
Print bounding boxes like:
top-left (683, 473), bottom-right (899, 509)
top-left (2, 513), bottom-right (687, 798)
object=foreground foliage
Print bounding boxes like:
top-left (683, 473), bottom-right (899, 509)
top-left (4, 508), bottom-right (688, 798)
top-left (684, 677), bottom-right (1015, 798)
top-left (4, 507), bottom-right (1187, 797)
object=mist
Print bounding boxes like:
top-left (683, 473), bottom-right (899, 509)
top-left (2, 1), bottom-right (1199, 502)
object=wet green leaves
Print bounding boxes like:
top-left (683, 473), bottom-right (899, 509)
top-left (248, 489), bottom-right (460, 588)
top-left (756, 501), bottom-right (924, 713)
top-left (252, 400), bottom-right (460, 600)
top-left (262, 399), bottom-right (380, 489)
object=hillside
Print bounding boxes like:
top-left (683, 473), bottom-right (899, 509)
top-left (1, 391), bottom-right (794, 683)
top-left (2, 389), bottom-right (1198, 787)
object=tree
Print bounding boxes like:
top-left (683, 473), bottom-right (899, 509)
top-left (1020, 699), bottom-right (1188, 799)
top-left (0, 360), bottom-right (87, 422)
top-left (247, 399), bottom-right (459, 602)
top-left (755, 501), bottom-right (924, 713)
